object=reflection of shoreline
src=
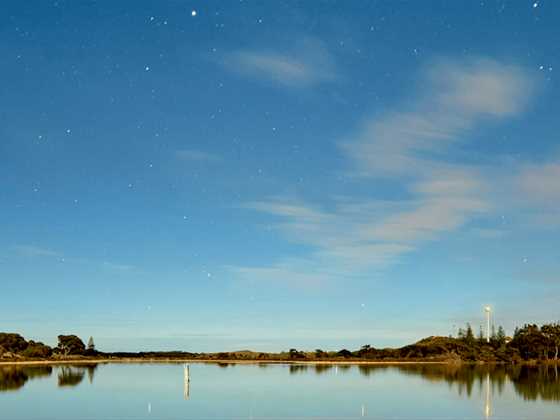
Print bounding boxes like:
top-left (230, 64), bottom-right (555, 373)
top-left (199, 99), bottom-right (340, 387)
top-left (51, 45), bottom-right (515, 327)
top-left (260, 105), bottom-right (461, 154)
top-left (0, 364), bottom-right (98, 392)
top-left (0, 366), bottom-right (52, 392)
top-left (367, 364), bottom-right (560, 403)
top-left (3, 362), bottom-right (559, 404)
top-left (0, 359), bottom-right (450, 367)
top-left (278, 363), bottom-right (560, 403)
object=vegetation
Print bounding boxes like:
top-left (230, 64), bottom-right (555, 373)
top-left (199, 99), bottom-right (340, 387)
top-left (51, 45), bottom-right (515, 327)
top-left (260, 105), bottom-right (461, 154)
top-left (2, 323), bottom-right (560, 364)
top-left (57, 335), bottom-right (86, 356)
top-left (87, 336), bottom-right (95, 353)
top-left (20, 341), bottom-right (52, 358)
top-left (0, 333), bottom-right (52, 359)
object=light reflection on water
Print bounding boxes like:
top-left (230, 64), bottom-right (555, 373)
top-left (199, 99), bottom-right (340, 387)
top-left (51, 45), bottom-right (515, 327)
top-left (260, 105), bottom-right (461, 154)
top-left (1, 363), bottom-right (559, 419)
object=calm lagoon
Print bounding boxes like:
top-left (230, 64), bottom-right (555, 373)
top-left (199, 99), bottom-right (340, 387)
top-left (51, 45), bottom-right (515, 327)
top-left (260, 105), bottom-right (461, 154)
top-left (1, 363), bottom-right (559, 419)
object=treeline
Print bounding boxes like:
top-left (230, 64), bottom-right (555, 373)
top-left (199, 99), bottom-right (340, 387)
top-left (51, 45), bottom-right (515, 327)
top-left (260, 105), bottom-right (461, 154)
top-left (2, 322), bottom-right (560, 363)
top-left (0, 333), bottom-right (97, 360)
top-left (202, 323), bottom-right (560, 363)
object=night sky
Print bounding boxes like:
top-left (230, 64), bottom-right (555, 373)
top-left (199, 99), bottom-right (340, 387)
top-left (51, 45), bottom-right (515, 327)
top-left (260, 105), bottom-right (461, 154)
top-left (1, 1), bottom-right (559, 352)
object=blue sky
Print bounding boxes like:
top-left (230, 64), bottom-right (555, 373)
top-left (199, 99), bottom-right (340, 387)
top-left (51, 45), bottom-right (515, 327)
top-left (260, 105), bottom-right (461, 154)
top-left (1, 1), bottom-right (559, 352)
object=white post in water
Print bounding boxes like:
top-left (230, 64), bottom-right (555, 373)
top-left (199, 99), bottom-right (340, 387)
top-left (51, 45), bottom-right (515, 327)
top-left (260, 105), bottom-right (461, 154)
top-left (485, 306), bottom-right (491, 343)
top-left (184, 364), bottom-right (190, 400)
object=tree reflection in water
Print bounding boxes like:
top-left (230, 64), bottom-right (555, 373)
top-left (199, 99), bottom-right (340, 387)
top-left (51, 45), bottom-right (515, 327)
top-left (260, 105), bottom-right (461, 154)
top-left (284, 363), bottom-right (560, 405)
top-left (0, 366), bottom-right (52, 392)
top-left (58, 364), bottom-right (98, 387)
top-left (511, 364), bottom-right (560, 401)
top-left (291, 362), bottom-right (560, 417)
top-left (87, 365), bottom-right (96, 383)
top-left (58, 366), bottom-right (85, 387)
top-left (348, 364), bottom-right (560, 402)
top-left (0, 364), bottom-right (100, 392)
top-left (1, 362), bottom-right (559, 406)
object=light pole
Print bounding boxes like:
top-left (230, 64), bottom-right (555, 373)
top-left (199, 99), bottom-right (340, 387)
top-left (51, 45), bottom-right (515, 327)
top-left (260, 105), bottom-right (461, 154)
top-left (484, 306), bottom-right (491, 343)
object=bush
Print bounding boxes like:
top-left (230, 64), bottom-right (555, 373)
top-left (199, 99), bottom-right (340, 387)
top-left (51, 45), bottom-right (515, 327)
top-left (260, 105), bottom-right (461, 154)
top-left (0, 333), bottom-right (28, 353)
top-left (337, 349), bottom-right (352, 358)
top-left (57, 335), bottom-right (86, 355)
top-left (21, 341), bottom-right (52, 358)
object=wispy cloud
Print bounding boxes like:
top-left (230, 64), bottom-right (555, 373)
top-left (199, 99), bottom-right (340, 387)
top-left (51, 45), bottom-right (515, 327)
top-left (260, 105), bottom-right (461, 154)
top-left (513, 159), bottom-right (560, 227)
top-left (518, 161), bottom-right (560, 204)
top-left (237, 172), bottom-right (487, 283)
top-left (232, 57), bottom-right (536, 286)
top-left (176, 149), bottom-right (222, 163)
top-left (223, 38), bottom-right (336, 87)
top-left (11, 244), bottom-right (138, 272)
top-left (13, 244), bottom-right (61, 258)
top-left (341, 58), bottom-right (534, 177)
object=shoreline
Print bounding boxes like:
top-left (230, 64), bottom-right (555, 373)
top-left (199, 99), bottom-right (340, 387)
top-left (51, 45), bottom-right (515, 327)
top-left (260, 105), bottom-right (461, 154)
top-left (0, 358), bottom-right (452, 367)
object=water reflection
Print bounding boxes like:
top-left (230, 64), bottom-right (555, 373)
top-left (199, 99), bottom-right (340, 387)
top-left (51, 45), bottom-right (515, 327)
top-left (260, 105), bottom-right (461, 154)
top-left (0, 364), bottom-right (98, 392)
top-left (1, 362), bottom-right (559, 406)
top-left (334, 363), bottom-right (560, 403)
top-left (58, 366), bottom-right (85, 387)
top-left (87, 364), bottom-right (96, 383)
top-left (485, 372), bottom-right (492, 419)
top-left (0, 366), bottom-right (52, 392)
top-left (513, 364), bottom-right (560, 401)
top-left (184, 364), bottom-right (190, 399)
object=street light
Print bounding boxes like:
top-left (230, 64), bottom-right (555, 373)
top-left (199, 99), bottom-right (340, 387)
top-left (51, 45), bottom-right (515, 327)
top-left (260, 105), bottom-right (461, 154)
top-left (484, 306), bottom-right (492, 343)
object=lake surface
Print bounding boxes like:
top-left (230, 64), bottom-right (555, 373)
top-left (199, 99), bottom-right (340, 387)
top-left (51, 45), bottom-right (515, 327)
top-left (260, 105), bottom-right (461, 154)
top-left (1, 362), bottom-right (560, 419)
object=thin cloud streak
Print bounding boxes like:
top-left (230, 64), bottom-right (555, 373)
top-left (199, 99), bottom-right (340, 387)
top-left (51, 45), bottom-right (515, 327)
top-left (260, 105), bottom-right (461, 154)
top-left (13, 244), bottom-right (61, 258)
top-left (518, 161), bottom-right (560, 203)
top-left (11, 244), bottom-right (138, 272)
top-left (232, 57), bottom-right (536, 286)
top-left (510, 159), bottom-right (560, 227)
top-left (341, 58), bottom-right (535, 177)
top-left (223, 38), bottom-right (336, 87)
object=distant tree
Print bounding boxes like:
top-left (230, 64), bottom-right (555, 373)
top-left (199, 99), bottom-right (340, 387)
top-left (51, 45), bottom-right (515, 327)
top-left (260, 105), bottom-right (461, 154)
top-left (87, 337), bottom-right (95, 352)
top-left (478, 325), bottom-right (485, 343)
top-left (337, 349), bottom-right (352, 358)
top-left (288, 348), bottom-right (304, 359)
top-left (57, 335), bottom-right (85, 356)
top-left (491, 324), bottom-right (497, 341)
top-left (315, 349), bottom-right (326, 358)
top-left (457, 327), bottom-right (465, 340)
top-left (0, 333), bottom-right (28, 353)
top-left (465, 323), bottom-right (475, 344)
top-left (541, 323), bottom-right (560, 361)
top-left (510, 324), bottom-right (547, 360)
top-left (496, 326), bottom-right (506, 346)
top-left (21, 341), bottom-right (52, 358)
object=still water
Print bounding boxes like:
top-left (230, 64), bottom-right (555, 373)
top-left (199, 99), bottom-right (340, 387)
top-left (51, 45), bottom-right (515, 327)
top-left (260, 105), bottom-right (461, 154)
top-left (1, 362), bottom-right (560, 419)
